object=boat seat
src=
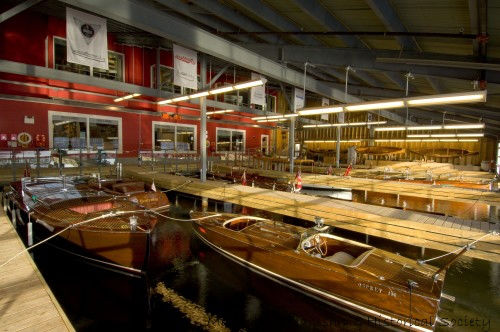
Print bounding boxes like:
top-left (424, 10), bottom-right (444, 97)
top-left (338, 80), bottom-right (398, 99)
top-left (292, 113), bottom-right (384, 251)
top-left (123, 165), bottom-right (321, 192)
top-left (326, 251), bottom-right (355, 265)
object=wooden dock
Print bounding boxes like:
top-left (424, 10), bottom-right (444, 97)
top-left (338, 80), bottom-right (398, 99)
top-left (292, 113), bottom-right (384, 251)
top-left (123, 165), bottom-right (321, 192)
top-left (124, 166), bottom-right (500, 263)
top-left (213, 165), bottom-right (500, 208)
top-left (0, 211), bottom-right (74, 332)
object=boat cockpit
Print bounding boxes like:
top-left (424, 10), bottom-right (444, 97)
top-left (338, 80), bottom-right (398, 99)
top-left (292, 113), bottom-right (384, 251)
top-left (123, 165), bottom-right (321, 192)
top-left (301, 233), bottom-right (374, 267)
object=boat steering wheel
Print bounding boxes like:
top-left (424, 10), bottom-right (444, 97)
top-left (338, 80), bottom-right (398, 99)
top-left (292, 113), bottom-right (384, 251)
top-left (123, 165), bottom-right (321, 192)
top-left (314, 235), bottom-right (328, 257)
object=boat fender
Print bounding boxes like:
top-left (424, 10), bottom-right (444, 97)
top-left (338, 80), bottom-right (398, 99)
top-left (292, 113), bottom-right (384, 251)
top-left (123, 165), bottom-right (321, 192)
top-left (11, 205), bottom-right (17, 228)
top-left (2, 194), bottom-right (8, 212)
top-left (16, 208), bottom-right (25, 226)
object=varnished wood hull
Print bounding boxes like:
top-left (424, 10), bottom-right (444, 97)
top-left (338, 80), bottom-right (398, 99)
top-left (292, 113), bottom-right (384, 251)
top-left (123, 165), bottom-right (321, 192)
top-left (193, 217), bottom-right (443, 332)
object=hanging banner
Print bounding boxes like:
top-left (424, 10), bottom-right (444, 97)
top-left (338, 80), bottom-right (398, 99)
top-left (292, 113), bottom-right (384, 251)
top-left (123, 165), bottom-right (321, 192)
top-left (320, 97), bottom-right (329, 120)
top-left (294, 88), bottom-right (305, 111)
top-left (66, 7), bottom-right (108, 70)
top-left (173, 44), bottom-right (198, 90)
top-left (250, 73), bottom-right (266, 106)
top-left (338, 112), bottom-right (345, 123)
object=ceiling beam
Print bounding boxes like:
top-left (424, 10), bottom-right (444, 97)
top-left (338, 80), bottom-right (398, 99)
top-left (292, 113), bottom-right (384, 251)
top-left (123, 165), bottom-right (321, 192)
top-left (153, 0), bottom-right (256, 44)
top-left (0, 0), bottom-right (43, 24)
top-left (187, 0), bottom-right (280, 45)
top-left (365, 0), bottom-right (421, 52)
top-left (243, 44), bottom-right (490, 82)
top-left (230, 0), bottom-right (321, 46)
top-left (468, 0), bottom-right (479, 56)
top-left (291, 0), bottom-right (366, 48)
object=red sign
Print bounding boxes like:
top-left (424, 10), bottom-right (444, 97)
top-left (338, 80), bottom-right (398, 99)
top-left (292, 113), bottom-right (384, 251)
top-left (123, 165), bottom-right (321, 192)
top-left (10, 134), bottom-right (17, 141)
top-left (0, 134), bottom-right (6, 141)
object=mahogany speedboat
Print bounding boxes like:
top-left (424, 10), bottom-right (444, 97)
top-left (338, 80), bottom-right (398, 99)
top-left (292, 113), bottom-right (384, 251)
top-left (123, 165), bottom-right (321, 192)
top-left (6, 176), bottom-right (170, 274)
top-left (191, 212), bottom-right (447, 331)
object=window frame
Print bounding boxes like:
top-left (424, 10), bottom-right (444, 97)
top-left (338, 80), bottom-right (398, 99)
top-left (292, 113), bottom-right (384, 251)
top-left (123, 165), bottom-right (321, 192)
top-left (150, 64), bottom-right (200, 93)
top-left (48, 110), bottom-right (123, 154)
top-left (53, 36), bottom-right (125, 82)
top-left (215, 127), bottom-right (246, 153)
top-left (152, 121), bottom-right (197, 154)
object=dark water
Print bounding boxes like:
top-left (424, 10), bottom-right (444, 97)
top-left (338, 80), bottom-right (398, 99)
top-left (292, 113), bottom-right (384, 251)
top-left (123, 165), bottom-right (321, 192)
top-left (21, 193), bottom-right (500, 331)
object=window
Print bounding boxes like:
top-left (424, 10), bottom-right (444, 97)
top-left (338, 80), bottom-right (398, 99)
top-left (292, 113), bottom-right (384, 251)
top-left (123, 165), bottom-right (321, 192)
top-left (216, 128), bottom-right (246, 153)
top-left (49, 111), bottom-right (122, 153)
top-left (151, 64), bottom-right (199, 94)
top-left (54, 37), bottom-right (124, 81)
top-left (153, 122), bottom-right (196, 152)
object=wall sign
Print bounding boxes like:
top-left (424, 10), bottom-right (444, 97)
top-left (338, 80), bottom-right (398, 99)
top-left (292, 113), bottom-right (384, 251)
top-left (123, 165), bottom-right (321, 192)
top-left (0, 134), bottom-right (6, 141)
top-left (24, 116), bottom-right (35, 124)
top-left (250, 72), bottom-right (266, 106)
top-left (173, 44), bottom-right (198, 90)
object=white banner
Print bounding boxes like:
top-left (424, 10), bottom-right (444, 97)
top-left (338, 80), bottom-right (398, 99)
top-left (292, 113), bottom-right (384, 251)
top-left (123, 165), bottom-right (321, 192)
top-left (173, 44), bottom-right (198, 90)
top-left (338, 112), bottom-right (345, 123)
top-left (250, 72), bottom-right (266, 106)
top-left (321, 97), bottom-right (329, 120)
top-left (66, 8), bottom-right (108, 70)
top-left (294, 88), bottom-right (305, 110)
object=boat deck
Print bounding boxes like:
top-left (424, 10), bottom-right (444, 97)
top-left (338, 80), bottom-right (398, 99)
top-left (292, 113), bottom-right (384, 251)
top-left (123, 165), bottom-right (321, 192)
top-left (124, 166), bottom-right (500, 263)
top-left (0, 212), bottom-right (74, 332)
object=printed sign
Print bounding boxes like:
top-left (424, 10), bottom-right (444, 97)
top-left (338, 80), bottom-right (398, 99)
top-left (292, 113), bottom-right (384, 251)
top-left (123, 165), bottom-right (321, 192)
top-left (338, 112), bottom-right (344, 123)
top-left (321, 97), bottom-right (330, 120)
top-left (10, 134), bottom-right (17, 141)
top-left (66, 7), bottom-right (108, 70)
top-left (173, 44), bottom-right (198, 90)
top-left (250, 72), bottom-right (266, 106)
top-left (0, 134), bottom-right (6, 141)
top-left (294, 88), bottom-right (305, 110)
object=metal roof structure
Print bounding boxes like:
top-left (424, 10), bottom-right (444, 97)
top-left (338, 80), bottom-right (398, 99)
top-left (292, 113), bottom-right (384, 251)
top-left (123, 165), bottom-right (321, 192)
top-left (2, 0), bottom-right (499, 135)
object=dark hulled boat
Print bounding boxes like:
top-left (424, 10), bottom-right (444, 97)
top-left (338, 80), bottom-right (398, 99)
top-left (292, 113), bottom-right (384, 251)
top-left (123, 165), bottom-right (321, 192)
top-left (6, 177), bottom-right (170, 274)
top-left (192, 212), bottom-right (447, 331)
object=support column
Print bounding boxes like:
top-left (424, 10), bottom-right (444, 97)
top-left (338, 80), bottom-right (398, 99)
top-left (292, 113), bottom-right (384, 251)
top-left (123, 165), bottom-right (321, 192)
top-left (200, 55), bottom-right (207, 182)
top-left (489, 205), bottom-right (498, 222)
top-left (289, 118), bottom-right (295, 174)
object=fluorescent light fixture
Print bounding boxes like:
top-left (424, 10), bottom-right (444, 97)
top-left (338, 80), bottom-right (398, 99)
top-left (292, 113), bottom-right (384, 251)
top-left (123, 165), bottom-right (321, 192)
top-left (158, 99), bottom-right (173, 105)
top-left (456, 133), bottom-right (484, 137)
top-left (298, 106), bottom-right (343, 116)
top-left (345, 100), bottom-right (404, 112)
top-left (407, 134), bottom-right (430, 138)
top-left (256, 118), bottom-right (287, 123)
top-left (407, 90), bottom-right (486, 106)
top-left (209, 86), bottom-right (234, 94)
top-left (206, 109), bottom-right (235, 115)
top-left (284, 113), bottom-right (299, 117)
top-left (171, 96), bottom-right (190, 102)
top-left (440, 139), bottom-right (459, 142)
top-left (407, 125), bottom-right (443, 130)
top-left (234, 79), bottom-right (265, 90)
top-left (114, 93), bottom-right (141, 102)
top-left (443, 123), bottom-right (485, 129)
top-left (431, 134), bottom-right (456, 138)
top-left (459, 139), bottom-right (479, 142)
top-left (304, 140), bottom-right (361, 143)
top-left (189, 91), bottom-right (209, 99)
top-left (375, 127), bottom-right (406, 131)
top-left (303, 121), bottom-right (387, 129)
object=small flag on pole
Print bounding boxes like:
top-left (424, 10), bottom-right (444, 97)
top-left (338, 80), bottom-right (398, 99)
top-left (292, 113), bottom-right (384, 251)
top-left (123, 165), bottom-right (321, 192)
top-left (151, 180), bottom-right (157, 192)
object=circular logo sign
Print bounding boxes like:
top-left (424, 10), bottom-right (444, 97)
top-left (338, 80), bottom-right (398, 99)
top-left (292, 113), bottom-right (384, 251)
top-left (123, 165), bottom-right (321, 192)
top-left (17, 132), bottom-right (32, 145)
top-left (80, 24), bottom-right (95, 38)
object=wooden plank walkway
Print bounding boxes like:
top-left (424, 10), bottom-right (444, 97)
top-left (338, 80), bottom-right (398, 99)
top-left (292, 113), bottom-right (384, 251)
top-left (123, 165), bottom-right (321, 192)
top-left (124, 166), bottom-right (500, 263)
top-left (213, 165), bottom-right (500, 207)
top-left (0, 212), bottom-right (74, 332)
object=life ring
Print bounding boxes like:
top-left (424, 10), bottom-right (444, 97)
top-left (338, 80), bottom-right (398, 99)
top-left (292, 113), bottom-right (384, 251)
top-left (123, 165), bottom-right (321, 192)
top-left (17, 132), bottom-right (32, 145)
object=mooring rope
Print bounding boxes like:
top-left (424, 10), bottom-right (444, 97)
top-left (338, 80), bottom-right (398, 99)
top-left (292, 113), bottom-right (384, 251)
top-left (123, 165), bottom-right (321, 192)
top-left (417, 231), bottom-right (498, 264)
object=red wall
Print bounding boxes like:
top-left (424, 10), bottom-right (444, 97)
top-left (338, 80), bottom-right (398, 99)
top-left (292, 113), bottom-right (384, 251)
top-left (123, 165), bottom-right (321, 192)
top-left (0, 8), bottom-right (271, 154)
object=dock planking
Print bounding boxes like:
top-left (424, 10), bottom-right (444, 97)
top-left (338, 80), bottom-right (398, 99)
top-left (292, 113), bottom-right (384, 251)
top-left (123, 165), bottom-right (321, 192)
top-left (0, 210), bottom-right (74, 332)
top-left (124, 166), bottom-right (500, 263)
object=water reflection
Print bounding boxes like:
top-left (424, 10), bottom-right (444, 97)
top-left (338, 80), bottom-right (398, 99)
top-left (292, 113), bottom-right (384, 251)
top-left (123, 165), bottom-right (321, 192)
top-left (27, 193), bottom-right (499, 331)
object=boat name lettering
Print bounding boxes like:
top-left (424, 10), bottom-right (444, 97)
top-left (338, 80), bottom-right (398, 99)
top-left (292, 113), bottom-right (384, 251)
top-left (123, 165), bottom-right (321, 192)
top-left (357, 282), bottom-right (383, 294)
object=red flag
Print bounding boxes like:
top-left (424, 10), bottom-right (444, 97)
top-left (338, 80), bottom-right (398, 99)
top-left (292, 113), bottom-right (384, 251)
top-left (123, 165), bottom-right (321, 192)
top-left (343, 164), bottom-right (352, 176)
top-left (241, 171), bottom-right (247, 186)
top-left (294, 171), bottom-right (302, 191)
top-left (327, 165), bottom-right (333, 175)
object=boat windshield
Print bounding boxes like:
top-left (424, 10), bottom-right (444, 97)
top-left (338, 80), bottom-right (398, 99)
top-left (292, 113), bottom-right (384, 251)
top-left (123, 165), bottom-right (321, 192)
top-left (223, 216), bottom-right (266, 231)
top-left (301, 233), bottom-right (373, 267)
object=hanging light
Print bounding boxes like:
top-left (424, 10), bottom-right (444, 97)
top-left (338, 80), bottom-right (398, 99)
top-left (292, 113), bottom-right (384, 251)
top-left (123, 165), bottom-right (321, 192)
top-left (114, 93), bottom-right (141, 102)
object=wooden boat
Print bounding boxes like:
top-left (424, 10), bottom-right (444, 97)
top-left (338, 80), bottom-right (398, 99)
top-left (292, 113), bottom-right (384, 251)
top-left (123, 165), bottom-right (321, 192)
top-left (410, 148), bottom-right (478, 158)
top-left (7, 176), bottom-right (170, 274)
top-left (192, 212), bottom-right (447, 331)
top-left (357, 146), bottom-right (406, 156)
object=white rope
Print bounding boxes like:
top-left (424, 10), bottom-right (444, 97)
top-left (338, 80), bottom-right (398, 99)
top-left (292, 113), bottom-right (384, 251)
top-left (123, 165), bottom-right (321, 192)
top-left (159, 180), bottom-right (193, 193)
top-left (0, 209), bottom-right (143, 269)
top-left (148, 209), bottom-right (222, 222)
top-left (418, 231), bottom-right (498, 264)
